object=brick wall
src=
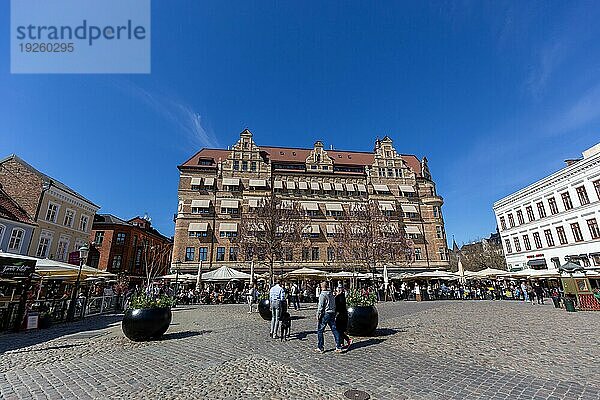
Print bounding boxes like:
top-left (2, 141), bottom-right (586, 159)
top-left (0, 158), bottom-right (43, 219)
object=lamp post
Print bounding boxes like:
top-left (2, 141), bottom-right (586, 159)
top-left (173, 259), bottom-right (181, 298)
top-left (67, 244), bottom-right (89, 322)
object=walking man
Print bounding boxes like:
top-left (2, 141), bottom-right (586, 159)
top-left (315, 281), bottom-right (343, 353)
top-left (247, 283), bottom-right (258, 314)
top-left (290, 282), bottom-right (300, 310)
top-left (269, 279), bottom-right (285, 338)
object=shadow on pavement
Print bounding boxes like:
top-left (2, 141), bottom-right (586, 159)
top-left (373, 327), bottom-right (407, 337)
top-left (346, 338), bottom-right (385, 351)
top-left (161, 330), bottom-right (212, 340)
top-left (0, 314), bottom-right (123, 354)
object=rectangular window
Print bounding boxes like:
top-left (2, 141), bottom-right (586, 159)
top-left (508, 214), bottom-right (515, 227)
top-left (438, 247), bottom-right (446, 260)
top-left (556, 226), bottom-right (568, 245)
top-left (219, 231), bottom-right (238, 238)
top-left (414, 248), bottom-right (422, 260)
top-left (587, 218), bottom-right (600, 239)
top-left (56, 237), bottom-right (70, 261)
top-left (513, 237), bottom-right (521, 252)
top-left (436, 226), bottom-right (444, 239)
top-left (233, 160), bottom-right (239, 170)
top-left (499, 216), bottom-right (506, 230)
top-left (221, 207), bottom-right (239, 215)
top-left (36, 233), bottom-right (52, 258)
top-left (526, 206), bottom-right (535, 222)
top-left (522, 235), bottom-right (531, 251)
top-left (576, 186), bottom-right (590, 205)
top-left (516, 210), bottom-right (524, 225)
top-left (94, 231), bottom-right (104, 245)
top-left (64, 209), bottom-right (75, 227)
top-left (533, 232), bottom-right (542, 249)
top-left (45, 202), bottom-right (59, 222)
top-left (548, 197), bottom-right (558, 215)
top-left (544, 229), bottom-right (555, 247)
top-left (189, 231), bottom-right (208, 238)
top-left (505, 239), bottom-right (512, 254)
top-left (216, 247), bottom-right (225, 261)
top-left (79, 215), bottom-right (89, 232)
top-left (112, 255), bottom-right (123, 269)
top-left (284, 247), bottom-right (293, 261)
top-left (536, 202), bottom-right (546, 219)
top-left (199, 247), bottom-right (208, 261)
top-left (242, 161), bottom-right (248, 171)
top-left (8, 228), bottom-right (25, 252)
top-left (185, 247), bottom-right (195, 261)
top-left (327, 247), bottom-right (335, 261)
top-left (229, 247), bottom-right (238, 261)
top-left (571, 222), bottom-right (583, 242)
top-left (302, 248), bottom-right (310, 262)
top-left (433, 206), bottom-right (439, 218)
top-left (594, 180), bottom-right (600, 201)
top-left (116, 232), bottom-right (126, 245)
top-left (311, 247), bottom-right (320, 261)
top-left (251, 161), bottom-right (257, 171)
top-left (192, 207), bottom-right (210, 214)
top-left (561, 192), bottom-right (573, 210)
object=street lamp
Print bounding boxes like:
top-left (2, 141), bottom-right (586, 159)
top-left (174, 258), bottom-right (181, 297)
top-left (67, 244), bottom-right (89, 321)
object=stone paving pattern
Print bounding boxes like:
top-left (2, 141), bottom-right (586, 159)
top-left (1, 300), bottom-right (599, 399)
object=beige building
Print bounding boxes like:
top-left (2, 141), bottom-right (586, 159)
top-left (173, 130), bottom-right (448, 274)
top-left (0, 155), bottom-right (100, 261)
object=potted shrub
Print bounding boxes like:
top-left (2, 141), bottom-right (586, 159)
top-left (346, 288), bottom-right (378, 336)
top-left (122, 293), bottom-right (175, 341)
top-left (257, 292), bottom-right (272, 321)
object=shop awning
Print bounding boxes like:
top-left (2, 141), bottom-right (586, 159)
top-left (322, 182), bottom-right (332, 191)
top-left (380, 224), bottom-right (398, 233)
top-left (301, 202), bottom-right (319, 211)
top-left (188, 222), bottom-right (208, 232)
top-left (345, 183), bottom-right (355, 192)
top-left (203, 177), bottom-right (215, 186)
top-left (400, 204), bottom-right (419, 213)
top-left (191, 199), bottom-right (210, 208)
top-left (310, 182), bottom-right (320, 190)
top-left (286, 181), bottom-right (297, 190)
top-left (220, 199), bottom-right (239, 208)
top-left (378, 201), bottom-right (395, 211)
top-left (398, 184), bottom-right (416, 193)
top-left (356, 184), bottom-right (367, 192)
top-left (298, 181), bottom-right (308, 190)
top-left (373, 184), bottom-right (390, 193)
top-left (527, 259), bottom-right (547, 267)
top-left (190, 177), bottom-right (202, 186)
top-left (280, 200), bottom-right (294, 209)
top-left (219, 223), bottom-right (238, 232)
top-left (273, 180), bottom-right (283, 189)
top-left (249, 179), bottom-right (267, 187)
top-left (325, 203), bottom-right (344, 211)
top-left (247, 198), bottom-right (263, 208)
top-left (222, 178), bottom-right (240, 186)
top-left (334, 183), bottom-right (344, 191)
top-left (404, 225), bottom-right (421, 234)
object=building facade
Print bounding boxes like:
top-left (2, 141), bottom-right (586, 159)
top-left (89, 215), bottom-right (172, 280)
top-left (173, 129), bottom-right (448, 274)
top-left (493, 143), bottom-right (600, 271)
top-left (0, 155), bottom-right (100, 261)
top-left (0, 187), bottom-right (36, 255)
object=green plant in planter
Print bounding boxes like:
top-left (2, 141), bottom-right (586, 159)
top-left (346, 288), bottom-right (377, 307)
top-left (258, 291), bottom-right (269, 301)
top-left (128, 294), bottom-right (175, 309)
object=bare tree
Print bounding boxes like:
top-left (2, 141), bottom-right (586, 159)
top-left (332, 200), bottom-right (409, 276)
top-left (451, 239), bottom-right (506, 272)
top-left (236, 196), bottom-right (306, 285)
top-left (142, 242), bottom-right (173, 287)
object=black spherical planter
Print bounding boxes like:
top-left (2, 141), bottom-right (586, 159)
top-left (258, 299), bottom-right (272, 321)
top-left (347, 305), bottom-right (378, 337)
top-left (122, 308), bottom-right (172, 341)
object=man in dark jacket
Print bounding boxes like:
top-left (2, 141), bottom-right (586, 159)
top-left (315, 281), bottom-right (342, 353)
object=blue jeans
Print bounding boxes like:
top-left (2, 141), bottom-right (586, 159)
top-left (317, 312), bottom-right (341, 350)
top-left (270, 306), bottom-right (280, 336)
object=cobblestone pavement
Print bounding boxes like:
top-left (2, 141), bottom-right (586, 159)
top-left (1, 300), bottom-right (599, 400)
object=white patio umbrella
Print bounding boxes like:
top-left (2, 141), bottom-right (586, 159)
top-left (284, 267), bottom-right (327, 278)
top-left (201, 266), bottom-right (251, 282)
top-left (472, 268), bottom-right (509, 278)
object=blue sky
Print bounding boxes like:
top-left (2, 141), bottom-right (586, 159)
top-left (1, 1), bottom-right (600, 245)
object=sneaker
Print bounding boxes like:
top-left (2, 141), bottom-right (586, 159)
top-left (346, 338), bottom-right (353, 348)
top-left (314, 348), bottom-right (324, 354)
top-left (335, 348), bottom-right (344, 354)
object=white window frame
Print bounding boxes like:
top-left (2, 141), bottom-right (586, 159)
top-left (79, 214), bottom-right (89, 232)
top-left (8, 227), bottom-right (25, 253)
top-left (46, 202), bottom-right (60, 223)
top-left (56, 236), bottom-right (71, 261)
top-left (36, 231), bottom-right (53, 258)
top-left (64, 208), bottom-right (75, 228)
top-left (0, 224), bottom-right (5, 246)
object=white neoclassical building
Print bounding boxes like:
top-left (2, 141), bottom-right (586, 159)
top-left (493, 143), bottom-right (600, 271)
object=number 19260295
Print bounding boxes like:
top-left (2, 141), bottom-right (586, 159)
top-left (19, 43), bottom-right (74, 52)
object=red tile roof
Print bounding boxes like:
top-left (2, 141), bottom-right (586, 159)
top-left (180, 146), bottom-right (423, 176)
top-left (0, 188), bottom-right (36, 226)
